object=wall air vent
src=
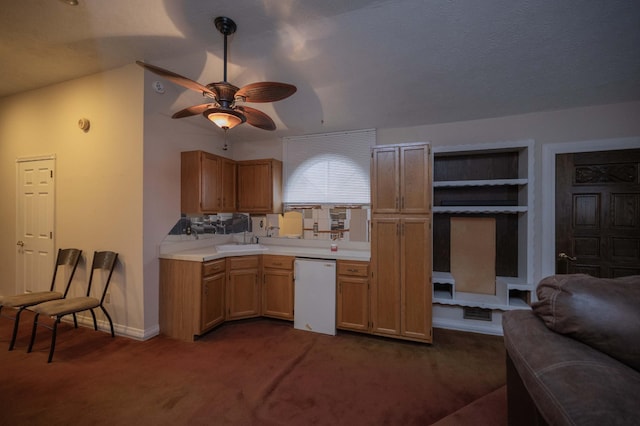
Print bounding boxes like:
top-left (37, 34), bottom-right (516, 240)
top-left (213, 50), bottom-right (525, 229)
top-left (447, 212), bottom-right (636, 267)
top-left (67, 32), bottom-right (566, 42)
top-left (463, 307), bottom-right (492, 322)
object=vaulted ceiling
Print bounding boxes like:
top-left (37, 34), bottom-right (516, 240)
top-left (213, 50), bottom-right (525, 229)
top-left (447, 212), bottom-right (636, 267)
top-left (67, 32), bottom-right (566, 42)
top-left (2, 0), bottom-right (639, 141)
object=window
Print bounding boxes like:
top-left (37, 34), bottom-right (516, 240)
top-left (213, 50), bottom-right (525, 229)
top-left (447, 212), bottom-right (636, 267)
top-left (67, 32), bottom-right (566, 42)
top-left (283, 129), bottom-right (376, 205)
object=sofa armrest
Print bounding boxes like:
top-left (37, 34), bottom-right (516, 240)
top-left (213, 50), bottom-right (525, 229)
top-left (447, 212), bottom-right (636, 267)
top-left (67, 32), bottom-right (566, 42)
top-left (503, 310), bottom-right (640, 426)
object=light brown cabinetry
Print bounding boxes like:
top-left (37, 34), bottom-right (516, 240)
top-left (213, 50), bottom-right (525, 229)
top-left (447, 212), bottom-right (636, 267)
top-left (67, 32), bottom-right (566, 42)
top-left (371, 143), bottom-right (431, 214)
top-left (159, 258), bottom-right (225, 341)
top-left (181, 150), bottom-right (236, 214)
top-left (262, 255), bottom-right (295, 320)
top-left (370, 142), bottom-right (432, 343)
top-left (226, 256), bottom-right (261, 320)
top-left (336, 260), bottom-right (369, 332)
top-left (236, 159), bottom-right (283, 213)
top-left (201, 260), bottom-right (226, 331)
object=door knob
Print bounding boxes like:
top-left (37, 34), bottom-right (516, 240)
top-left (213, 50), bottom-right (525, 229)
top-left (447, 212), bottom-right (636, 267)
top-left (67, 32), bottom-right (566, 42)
top-left (16, 240), bottom-right (24, 247)
top-left (558, 252), bottom-right (577, 261)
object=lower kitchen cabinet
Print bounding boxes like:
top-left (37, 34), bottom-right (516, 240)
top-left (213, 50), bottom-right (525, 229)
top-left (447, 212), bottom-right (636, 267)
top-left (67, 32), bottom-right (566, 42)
top-left (226, 255), bottom-right (261, 320)
top-left (201, 261), bottom-right (226, 331)
top-left (336, 260), bottom-right (370, 332)
top-left (262, 255), bottom-right (294, 320)
top-left (159, 258), bottom-right (226, 341)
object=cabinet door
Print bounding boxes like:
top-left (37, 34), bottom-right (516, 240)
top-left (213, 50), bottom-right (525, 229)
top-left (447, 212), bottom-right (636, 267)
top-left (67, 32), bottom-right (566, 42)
top-left (227, 268), bottom-right (260, 320)
top-left (371, 147), bottom-right (400, 214)
top-left (220, 158), bottom-right (237, 212)
top-left (201, 272), bottom-right (225, 332)
top-left (237, 161), bottom-right (271, 212)
top-left (400, 144), bottom-right (430, 213)
top-left (401, 218), bottom-right (432, 341)
top-left (262, 269), bottom-right (294, 320)
top-left (200, 153), bottom-right (222, 212)
top-left (370, 218), bottom-right (401, 336)
top-left (337, 275), bottom-right (369, 331)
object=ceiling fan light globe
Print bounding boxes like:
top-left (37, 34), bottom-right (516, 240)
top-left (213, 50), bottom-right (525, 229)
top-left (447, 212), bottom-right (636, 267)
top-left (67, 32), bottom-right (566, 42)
top-left (205, 109), bottom-right (245, 129)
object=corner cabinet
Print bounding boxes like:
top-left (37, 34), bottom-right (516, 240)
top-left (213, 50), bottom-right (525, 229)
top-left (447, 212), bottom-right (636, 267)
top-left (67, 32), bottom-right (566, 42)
top-left (370, 142), bottom-right (433, 343)
top-left (236, 159), bottom-right (283, 214)
top-left (181, 151), bottom-right (236, 214)
top-left (159, 258), bottom-right (225, 341)
top-left (431, 139), bottom-right (534, 335)
top-left (262, 255), bottom-right (295, 320)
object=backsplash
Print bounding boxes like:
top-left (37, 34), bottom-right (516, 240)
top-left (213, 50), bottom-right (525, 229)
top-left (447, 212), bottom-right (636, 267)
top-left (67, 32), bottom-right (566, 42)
top-left (166, 208), bottom-right (369, 242)
top-left (168, 214), bottom-right (250, 237)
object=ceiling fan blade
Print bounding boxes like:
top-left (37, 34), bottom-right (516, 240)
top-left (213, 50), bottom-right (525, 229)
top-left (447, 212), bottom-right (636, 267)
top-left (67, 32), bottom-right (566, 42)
top-left (172, 103), bottom-right (215, 119)
top-left (236, 82), bottom-right (297, 103)
top-left (136, 61), bottom-right (215, 97)
top-left (237, 106), bottom-right (276, 131)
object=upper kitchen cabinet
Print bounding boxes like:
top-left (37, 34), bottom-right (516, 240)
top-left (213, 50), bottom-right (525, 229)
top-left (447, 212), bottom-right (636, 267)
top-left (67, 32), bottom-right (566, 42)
top-left (181, 151), bottom-right (236, 214)
top-left (371, 143), bottom-right (431, 214)
top-left (237, 159), bottom-right (283, 214)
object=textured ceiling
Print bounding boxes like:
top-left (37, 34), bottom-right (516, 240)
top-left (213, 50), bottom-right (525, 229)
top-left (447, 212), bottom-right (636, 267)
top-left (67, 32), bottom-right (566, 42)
top-left (1, 0), bottom-right (639, 141)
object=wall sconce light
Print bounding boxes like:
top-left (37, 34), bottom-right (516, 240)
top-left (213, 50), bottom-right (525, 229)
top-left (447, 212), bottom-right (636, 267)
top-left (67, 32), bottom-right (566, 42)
top-left (78, 118), bottom-right (90, 132)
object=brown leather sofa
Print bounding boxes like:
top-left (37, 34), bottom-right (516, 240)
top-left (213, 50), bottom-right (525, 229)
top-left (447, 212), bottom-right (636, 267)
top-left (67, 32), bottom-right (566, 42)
top-left (502, 274), bottom-right (640, 425)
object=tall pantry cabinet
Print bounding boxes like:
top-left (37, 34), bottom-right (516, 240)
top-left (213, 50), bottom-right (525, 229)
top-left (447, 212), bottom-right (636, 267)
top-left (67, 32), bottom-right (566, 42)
top-left (370, 142), bottom-right (432, 342)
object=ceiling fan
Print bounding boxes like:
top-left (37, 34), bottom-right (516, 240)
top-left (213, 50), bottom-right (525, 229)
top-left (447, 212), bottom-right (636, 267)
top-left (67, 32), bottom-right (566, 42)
top-left (136, 16), bottom-right (296, 131)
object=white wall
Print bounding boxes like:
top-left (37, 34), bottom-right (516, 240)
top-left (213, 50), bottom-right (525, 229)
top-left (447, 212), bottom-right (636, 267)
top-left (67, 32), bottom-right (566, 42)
top-left (0, 65), bottom-right (147, 337)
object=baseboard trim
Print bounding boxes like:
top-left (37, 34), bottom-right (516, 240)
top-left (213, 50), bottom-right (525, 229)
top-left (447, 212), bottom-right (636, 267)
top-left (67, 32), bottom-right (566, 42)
top-left (434, 318), bottom-right (504, 336)
top-left (68, 316), bottom-right (160, 341)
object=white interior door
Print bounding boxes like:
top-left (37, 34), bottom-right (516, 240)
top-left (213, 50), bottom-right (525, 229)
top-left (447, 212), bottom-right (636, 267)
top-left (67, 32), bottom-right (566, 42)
top-left (16, 157), bottom-right (55, 293)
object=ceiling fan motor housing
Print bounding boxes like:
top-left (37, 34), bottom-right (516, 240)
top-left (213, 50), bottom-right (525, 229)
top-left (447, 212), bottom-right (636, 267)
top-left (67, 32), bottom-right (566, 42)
top-left (214, 16), bottom-right (237, 36)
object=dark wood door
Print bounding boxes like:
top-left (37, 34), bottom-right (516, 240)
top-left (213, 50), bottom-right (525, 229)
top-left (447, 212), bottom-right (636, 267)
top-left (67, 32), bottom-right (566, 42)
top-left (556, 149), bottom-right (640, 277)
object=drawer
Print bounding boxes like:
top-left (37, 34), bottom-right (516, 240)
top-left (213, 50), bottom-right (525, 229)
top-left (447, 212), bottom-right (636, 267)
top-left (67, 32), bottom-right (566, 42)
top-left (227, 255), bottom-right (260, 270)
top-left (263, 255), bottom-right (294, 270)
top-left (337, 261), bottom-right (369, 277)
top-left (203, 259), bottom-right (225, 276)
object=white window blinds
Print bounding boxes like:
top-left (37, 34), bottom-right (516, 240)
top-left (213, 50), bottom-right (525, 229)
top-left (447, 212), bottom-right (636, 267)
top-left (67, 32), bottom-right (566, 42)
top-left (283, 129), bottom-right (376, 204)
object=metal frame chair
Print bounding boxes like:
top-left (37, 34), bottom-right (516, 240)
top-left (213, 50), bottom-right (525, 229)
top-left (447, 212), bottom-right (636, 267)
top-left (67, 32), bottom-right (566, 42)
top-left (27, 251), bottom-right (118, 363)
top-left (0, 248), bottom-right (82, 350)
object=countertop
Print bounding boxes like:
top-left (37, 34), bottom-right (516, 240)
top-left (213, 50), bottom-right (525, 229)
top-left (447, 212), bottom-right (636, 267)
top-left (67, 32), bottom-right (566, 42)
top-left (159, 240), bottom-right (370, 263)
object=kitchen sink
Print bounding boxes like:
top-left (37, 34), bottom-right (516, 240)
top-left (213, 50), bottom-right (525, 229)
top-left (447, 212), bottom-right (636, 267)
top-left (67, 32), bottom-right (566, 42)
top-left (215, 243), bottom-right (267, 252)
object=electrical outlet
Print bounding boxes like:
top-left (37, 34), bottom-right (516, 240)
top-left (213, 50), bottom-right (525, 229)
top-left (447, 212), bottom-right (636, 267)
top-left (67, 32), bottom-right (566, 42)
top-left (105, 293), bottom-right (110, 304)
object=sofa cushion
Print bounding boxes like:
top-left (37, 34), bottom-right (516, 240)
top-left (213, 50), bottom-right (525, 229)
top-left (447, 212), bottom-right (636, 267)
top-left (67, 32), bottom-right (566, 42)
top-left (532, 274), bottom-right (640, 371)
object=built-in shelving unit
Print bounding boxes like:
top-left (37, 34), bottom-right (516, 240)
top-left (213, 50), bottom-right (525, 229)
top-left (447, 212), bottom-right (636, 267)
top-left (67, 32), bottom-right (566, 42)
top-left (431, 140), bottom-right (534, 335)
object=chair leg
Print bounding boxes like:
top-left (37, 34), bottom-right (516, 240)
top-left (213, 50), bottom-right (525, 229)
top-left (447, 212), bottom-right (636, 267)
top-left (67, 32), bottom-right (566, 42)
top-left (27, 313), bottom-right (40, 353)
top-left (9, 307), bottom-right (25, 351)
top-left (72, 313), bottom-right (78, 328)
top-left (89, 309), bottom-right (98, 330)
top-left (48, 317), bottom-right (61, 363)
top-left (100, 306), bottom-right (115, 337)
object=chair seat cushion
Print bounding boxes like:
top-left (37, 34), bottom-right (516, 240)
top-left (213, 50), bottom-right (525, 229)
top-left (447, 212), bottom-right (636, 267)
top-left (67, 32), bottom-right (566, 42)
top-left (30, 297), bottom-right (100, 317)
top-left (0, 291), bottom-right (62, 308)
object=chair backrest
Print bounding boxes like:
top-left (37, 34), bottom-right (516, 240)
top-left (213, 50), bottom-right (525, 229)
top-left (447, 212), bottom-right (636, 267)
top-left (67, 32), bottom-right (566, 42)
top-left (50, 248), bottom-right (82, 296)
top-left (86, 251), bottom-right (118, 303)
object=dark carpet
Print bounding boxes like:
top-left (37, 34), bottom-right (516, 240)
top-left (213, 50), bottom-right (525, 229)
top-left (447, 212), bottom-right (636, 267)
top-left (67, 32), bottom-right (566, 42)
top-left (0, 312), bottom-right (506, 425)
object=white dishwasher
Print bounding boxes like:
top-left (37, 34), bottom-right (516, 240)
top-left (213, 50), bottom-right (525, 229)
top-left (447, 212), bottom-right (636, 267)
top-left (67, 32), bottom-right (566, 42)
top-left (294, 258), bottom-right (336, 336)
